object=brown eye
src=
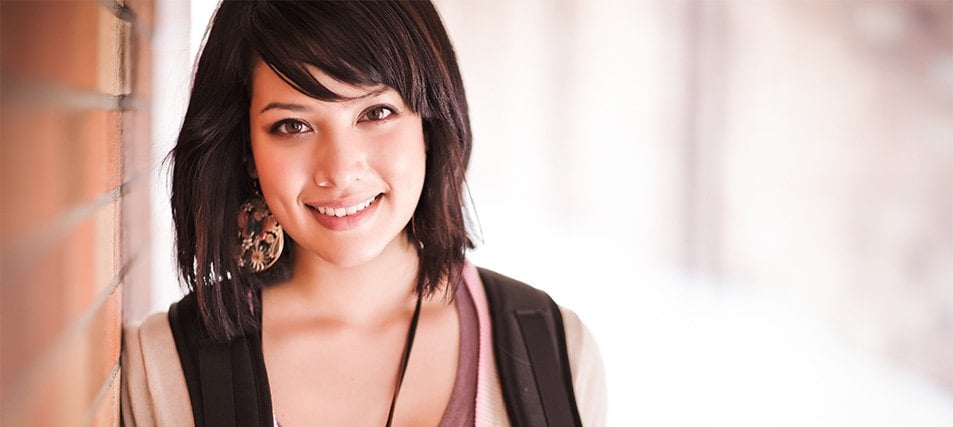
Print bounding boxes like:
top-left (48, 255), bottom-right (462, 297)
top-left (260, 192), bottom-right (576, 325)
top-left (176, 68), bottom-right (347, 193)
top-left (360, 105), bottom-right (395, 122)
top-left (270, 119), bottom-right (312, 135)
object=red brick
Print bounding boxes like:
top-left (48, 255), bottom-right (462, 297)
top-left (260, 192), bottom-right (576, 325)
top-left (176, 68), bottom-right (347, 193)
top-left (90, 370), bottom-right (122, 427)
top-left (0, 108), bottom-right (123, 244)
top-left (126, 0), bottom-right (156, 41)
top-left (0, 290), bottom-right (120, 426)
top-left (0, 199), bottom-right (120, 388)
top-left (2, 1), bottom-right (100, 91)
top-left (129, 25), bottom-right (154, 101)
top-left (98, 7), bottom-right (133, 96)
top-left (0, 0), bottom-right (151, 425)
top-left (1, 2), bottom-right (131, 95)
top-left (122, 109), bottom-right (153, 182)
top-left (120, 183), bottom-right (153, 321)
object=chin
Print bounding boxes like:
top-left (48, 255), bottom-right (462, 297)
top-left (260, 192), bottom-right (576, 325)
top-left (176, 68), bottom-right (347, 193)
top-left (311, 236), bottom-right (403, 270)
top-left (319, 249), bottom-right (384, 270)
top-left (291, 226), bottom-right (416, 271)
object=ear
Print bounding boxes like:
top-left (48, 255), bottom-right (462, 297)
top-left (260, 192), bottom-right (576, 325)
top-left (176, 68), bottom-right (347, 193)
top-left (245, 157), bottom-right (258, 179)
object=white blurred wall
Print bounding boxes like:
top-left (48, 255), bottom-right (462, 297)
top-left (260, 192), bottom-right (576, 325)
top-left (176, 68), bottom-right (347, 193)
top-left (436, 0), bottom-right (953, 425)
top-left (149, 0), bottom-right (219, 317)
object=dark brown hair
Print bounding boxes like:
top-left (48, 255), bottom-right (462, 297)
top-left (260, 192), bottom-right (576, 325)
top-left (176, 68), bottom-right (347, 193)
top-left (171, 0), bottom-right (473, 341)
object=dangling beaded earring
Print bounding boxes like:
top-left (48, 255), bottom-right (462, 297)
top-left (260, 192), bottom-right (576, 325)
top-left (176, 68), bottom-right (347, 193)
top-left (237, 184), bottom-right (284, 272)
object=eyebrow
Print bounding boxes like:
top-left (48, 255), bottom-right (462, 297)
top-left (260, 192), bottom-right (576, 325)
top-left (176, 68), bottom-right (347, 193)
top-left (257, 87), bottom-right (390, 115)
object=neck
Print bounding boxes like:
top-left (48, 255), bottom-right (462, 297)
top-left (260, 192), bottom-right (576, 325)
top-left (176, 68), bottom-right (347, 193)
top-left (277, 235), bottom-right (421, 324)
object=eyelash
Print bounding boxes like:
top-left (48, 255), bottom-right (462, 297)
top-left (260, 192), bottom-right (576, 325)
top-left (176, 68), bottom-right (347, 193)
top-left (267, 105), bottom-right (398, 136)
top-left (269, 119), bottom-right (312, 135)
top-left (359, 105), bottom-right (397, 122)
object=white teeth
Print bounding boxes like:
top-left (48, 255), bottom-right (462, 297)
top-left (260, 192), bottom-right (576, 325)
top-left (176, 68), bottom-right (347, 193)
top-left (313, 195), bottom-right (377, 218)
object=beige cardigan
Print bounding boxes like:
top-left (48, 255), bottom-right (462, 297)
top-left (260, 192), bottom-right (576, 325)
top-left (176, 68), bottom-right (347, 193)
top-left (121, 264), bottom-right (607, 426)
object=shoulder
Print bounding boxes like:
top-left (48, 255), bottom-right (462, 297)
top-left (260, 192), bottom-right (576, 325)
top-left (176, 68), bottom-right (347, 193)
top-left (465, 264), bottom-right (607, 426)
top-left (557, 306), bottom-right (608, 427)
top-left (121, 310), bottom-right (195, 426)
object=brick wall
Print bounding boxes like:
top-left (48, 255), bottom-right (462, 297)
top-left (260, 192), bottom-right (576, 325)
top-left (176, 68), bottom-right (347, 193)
top-left (1, 0), bottom-right (154, 425)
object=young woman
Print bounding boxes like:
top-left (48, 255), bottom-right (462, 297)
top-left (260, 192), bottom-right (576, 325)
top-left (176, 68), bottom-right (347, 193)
top-left (121, 1), bottom-right (605, 426)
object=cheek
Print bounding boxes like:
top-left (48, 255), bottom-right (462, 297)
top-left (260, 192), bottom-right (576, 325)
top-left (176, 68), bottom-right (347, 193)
top-left (390, 120), bottom-right (427, 173)
top-left (249, 139), bottom-right (304, 211)
top-left (250, 144), bottom-right (276, 188)
top-left (251, 134), bottom-right (306, 181)
top-left (383, 131), bottom-right (427, 194)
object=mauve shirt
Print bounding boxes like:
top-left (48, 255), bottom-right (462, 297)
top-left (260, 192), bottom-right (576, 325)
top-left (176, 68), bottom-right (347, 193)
top-left (437, 282), bottom-right (479, 426)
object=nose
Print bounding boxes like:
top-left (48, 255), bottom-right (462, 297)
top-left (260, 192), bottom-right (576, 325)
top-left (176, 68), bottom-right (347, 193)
top-left (312, 128), bottom-right (368, 189)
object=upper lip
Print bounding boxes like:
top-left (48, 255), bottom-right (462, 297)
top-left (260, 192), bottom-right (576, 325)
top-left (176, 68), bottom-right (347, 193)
top-left (305, 193), bottom-right (381, 210)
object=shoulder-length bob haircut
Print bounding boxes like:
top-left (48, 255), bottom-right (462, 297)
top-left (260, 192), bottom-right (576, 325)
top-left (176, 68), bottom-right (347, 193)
top-left (171, 0), bottom-right (473, 341)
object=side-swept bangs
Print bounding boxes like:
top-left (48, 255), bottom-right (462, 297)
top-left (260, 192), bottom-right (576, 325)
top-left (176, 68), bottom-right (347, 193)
top-left (248, 2), bottom-right (429, 112)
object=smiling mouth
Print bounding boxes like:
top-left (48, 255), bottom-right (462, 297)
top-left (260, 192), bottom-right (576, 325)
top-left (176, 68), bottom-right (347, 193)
top-left (307, 194), bottom-right (382, 218)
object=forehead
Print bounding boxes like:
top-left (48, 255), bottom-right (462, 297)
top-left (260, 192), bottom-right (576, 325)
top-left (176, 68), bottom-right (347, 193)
top-left (249, 60), bottom-right (383, 103)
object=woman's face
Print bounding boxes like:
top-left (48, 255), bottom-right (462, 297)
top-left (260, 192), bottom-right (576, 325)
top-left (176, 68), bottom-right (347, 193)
top-left (248, 61), bottom-right (426, 268)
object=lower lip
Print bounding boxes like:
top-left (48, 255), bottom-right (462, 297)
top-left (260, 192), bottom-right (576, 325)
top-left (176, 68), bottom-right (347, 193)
top-left (309, 196), bottom-right (381, 231)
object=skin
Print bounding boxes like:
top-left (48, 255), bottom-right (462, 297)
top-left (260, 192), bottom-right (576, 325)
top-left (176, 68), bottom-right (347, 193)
top-left (248, 60), bottom-right (460, 426)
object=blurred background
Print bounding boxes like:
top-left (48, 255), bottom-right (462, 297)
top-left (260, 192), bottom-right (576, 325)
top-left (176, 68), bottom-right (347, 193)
top-left (2, 0), bottom-right (951, 425)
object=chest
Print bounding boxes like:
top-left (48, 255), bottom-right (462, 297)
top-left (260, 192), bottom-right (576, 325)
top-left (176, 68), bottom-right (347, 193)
top-left (262, 308), bottom-right (460, 426)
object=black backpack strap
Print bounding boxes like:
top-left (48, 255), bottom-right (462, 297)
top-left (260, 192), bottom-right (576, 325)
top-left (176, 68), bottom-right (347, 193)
top-left (167, 293), bottom-right (274, 427)
top-left (479, 268), bottom-right (583, 427)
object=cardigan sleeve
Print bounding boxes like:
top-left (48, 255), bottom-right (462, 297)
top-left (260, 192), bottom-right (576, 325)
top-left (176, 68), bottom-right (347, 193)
top-left (120, 312), bottom-right (195, 427)
top-left (560, 307), bottom-right (608, 427)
